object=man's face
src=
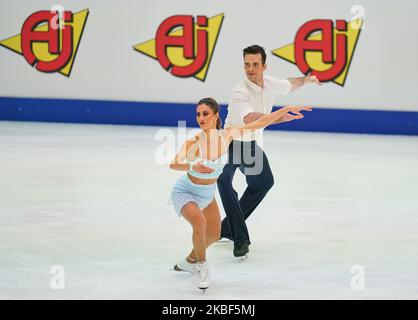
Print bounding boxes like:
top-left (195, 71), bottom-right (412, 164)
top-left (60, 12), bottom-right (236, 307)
top-left (244, 53), bottom-right (266, 84)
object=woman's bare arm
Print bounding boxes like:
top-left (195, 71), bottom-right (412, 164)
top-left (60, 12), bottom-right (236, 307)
top-left (169, 139), bottom-right (214, 173)
top-left (225, 106), bottom-right (312, 140)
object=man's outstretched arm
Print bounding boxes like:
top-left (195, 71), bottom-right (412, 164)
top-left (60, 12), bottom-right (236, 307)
top-left (287, 74), bottom-right (322, 91)
top-left (244, 109), bottom-right (305, 125)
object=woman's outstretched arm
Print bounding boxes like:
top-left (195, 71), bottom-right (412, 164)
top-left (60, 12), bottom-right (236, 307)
top-left (225, 106), bottom-right (312, 140)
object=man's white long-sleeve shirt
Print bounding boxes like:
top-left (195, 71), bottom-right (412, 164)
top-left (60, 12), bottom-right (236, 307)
top-left (224, 75), bottom-right (292, 141)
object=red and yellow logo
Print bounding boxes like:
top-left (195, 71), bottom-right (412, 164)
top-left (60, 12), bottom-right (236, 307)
top-left (134, 13), bottom-right (224, 81)
top-left (0, 9), bottom-right (89, 77)
top-left (272, 18), bottom-right (363, 86)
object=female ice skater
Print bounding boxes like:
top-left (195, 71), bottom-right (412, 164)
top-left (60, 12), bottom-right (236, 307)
top-left (169, 97), bottom-right (311, 291)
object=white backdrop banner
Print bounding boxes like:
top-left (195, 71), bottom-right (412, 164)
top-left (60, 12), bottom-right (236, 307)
top-left (0, 0), bottom-right (417, 111)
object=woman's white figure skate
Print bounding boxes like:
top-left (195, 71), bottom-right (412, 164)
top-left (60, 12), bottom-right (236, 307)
top-left (196, 261), bottom-right (210, 293)
top-left (173, 257), bottom-right (196, 273)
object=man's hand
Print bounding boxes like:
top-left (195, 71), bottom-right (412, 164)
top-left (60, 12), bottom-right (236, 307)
top-left (288, 74), bottom-right (322, 91)
top-left (286, 105), bottom-right (313, 114)
top-left (303, 74), bottom-right (322, 85)
top-left (245, 107), bottom-right (312, 125)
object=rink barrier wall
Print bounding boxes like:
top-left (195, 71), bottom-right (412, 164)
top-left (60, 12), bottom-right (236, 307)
top-left (0, 96), bottom-right (417, 135)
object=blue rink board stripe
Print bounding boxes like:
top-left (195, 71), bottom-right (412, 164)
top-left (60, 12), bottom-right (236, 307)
top-left (0, 96), bottom-right (417, 135)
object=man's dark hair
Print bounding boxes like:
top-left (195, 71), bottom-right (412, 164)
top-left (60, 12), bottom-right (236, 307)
top-left (243, 45), bottom-right (267, 65)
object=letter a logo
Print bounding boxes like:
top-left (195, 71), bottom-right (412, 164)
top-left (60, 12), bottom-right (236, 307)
top-left (272, 18), bottom-right (363, 86)
top-left (0, 9), bottom-right (89, 77)
top-left (133, 13), bottom-right (224, 81)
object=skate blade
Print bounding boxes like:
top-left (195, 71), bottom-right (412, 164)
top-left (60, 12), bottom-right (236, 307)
top-left (170, 265), bottom-right (194, 273)
top-left (236, 254), bottom-right (248, 262)
top-left (216, 238), bottom-right (232, 243)
top-left (199, 287), bottom-right (208, 294)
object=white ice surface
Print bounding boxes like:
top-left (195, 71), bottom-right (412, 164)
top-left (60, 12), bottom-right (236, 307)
top-left (0, 121), bottom-right (417, 299)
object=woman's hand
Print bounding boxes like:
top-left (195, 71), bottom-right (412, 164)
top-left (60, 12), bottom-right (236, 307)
top-left (284, 105), bottom-right (313, 119)
top-left (191, 160), bottom-right (215, 174)
top-left (227, 105), bottom-right (313, 139)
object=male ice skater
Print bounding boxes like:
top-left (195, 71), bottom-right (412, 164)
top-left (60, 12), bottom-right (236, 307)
top-left (218, 45), bottom-right (321, 258)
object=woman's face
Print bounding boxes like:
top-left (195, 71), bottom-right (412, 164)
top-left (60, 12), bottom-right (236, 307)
top-left (196, 103), bottom-right (218, 130)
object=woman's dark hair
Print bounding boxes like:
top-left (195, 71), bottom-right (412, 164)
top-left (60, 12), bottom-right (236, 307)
top-left (243, 45), bottom-right (266, 65)
top-left (197, 97), bottom-right (222, 129)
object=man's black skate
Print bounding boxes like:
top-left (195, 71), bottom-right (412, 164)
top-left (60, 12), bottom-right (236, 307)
top-left (233, 241), bottom-right (249, 258)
